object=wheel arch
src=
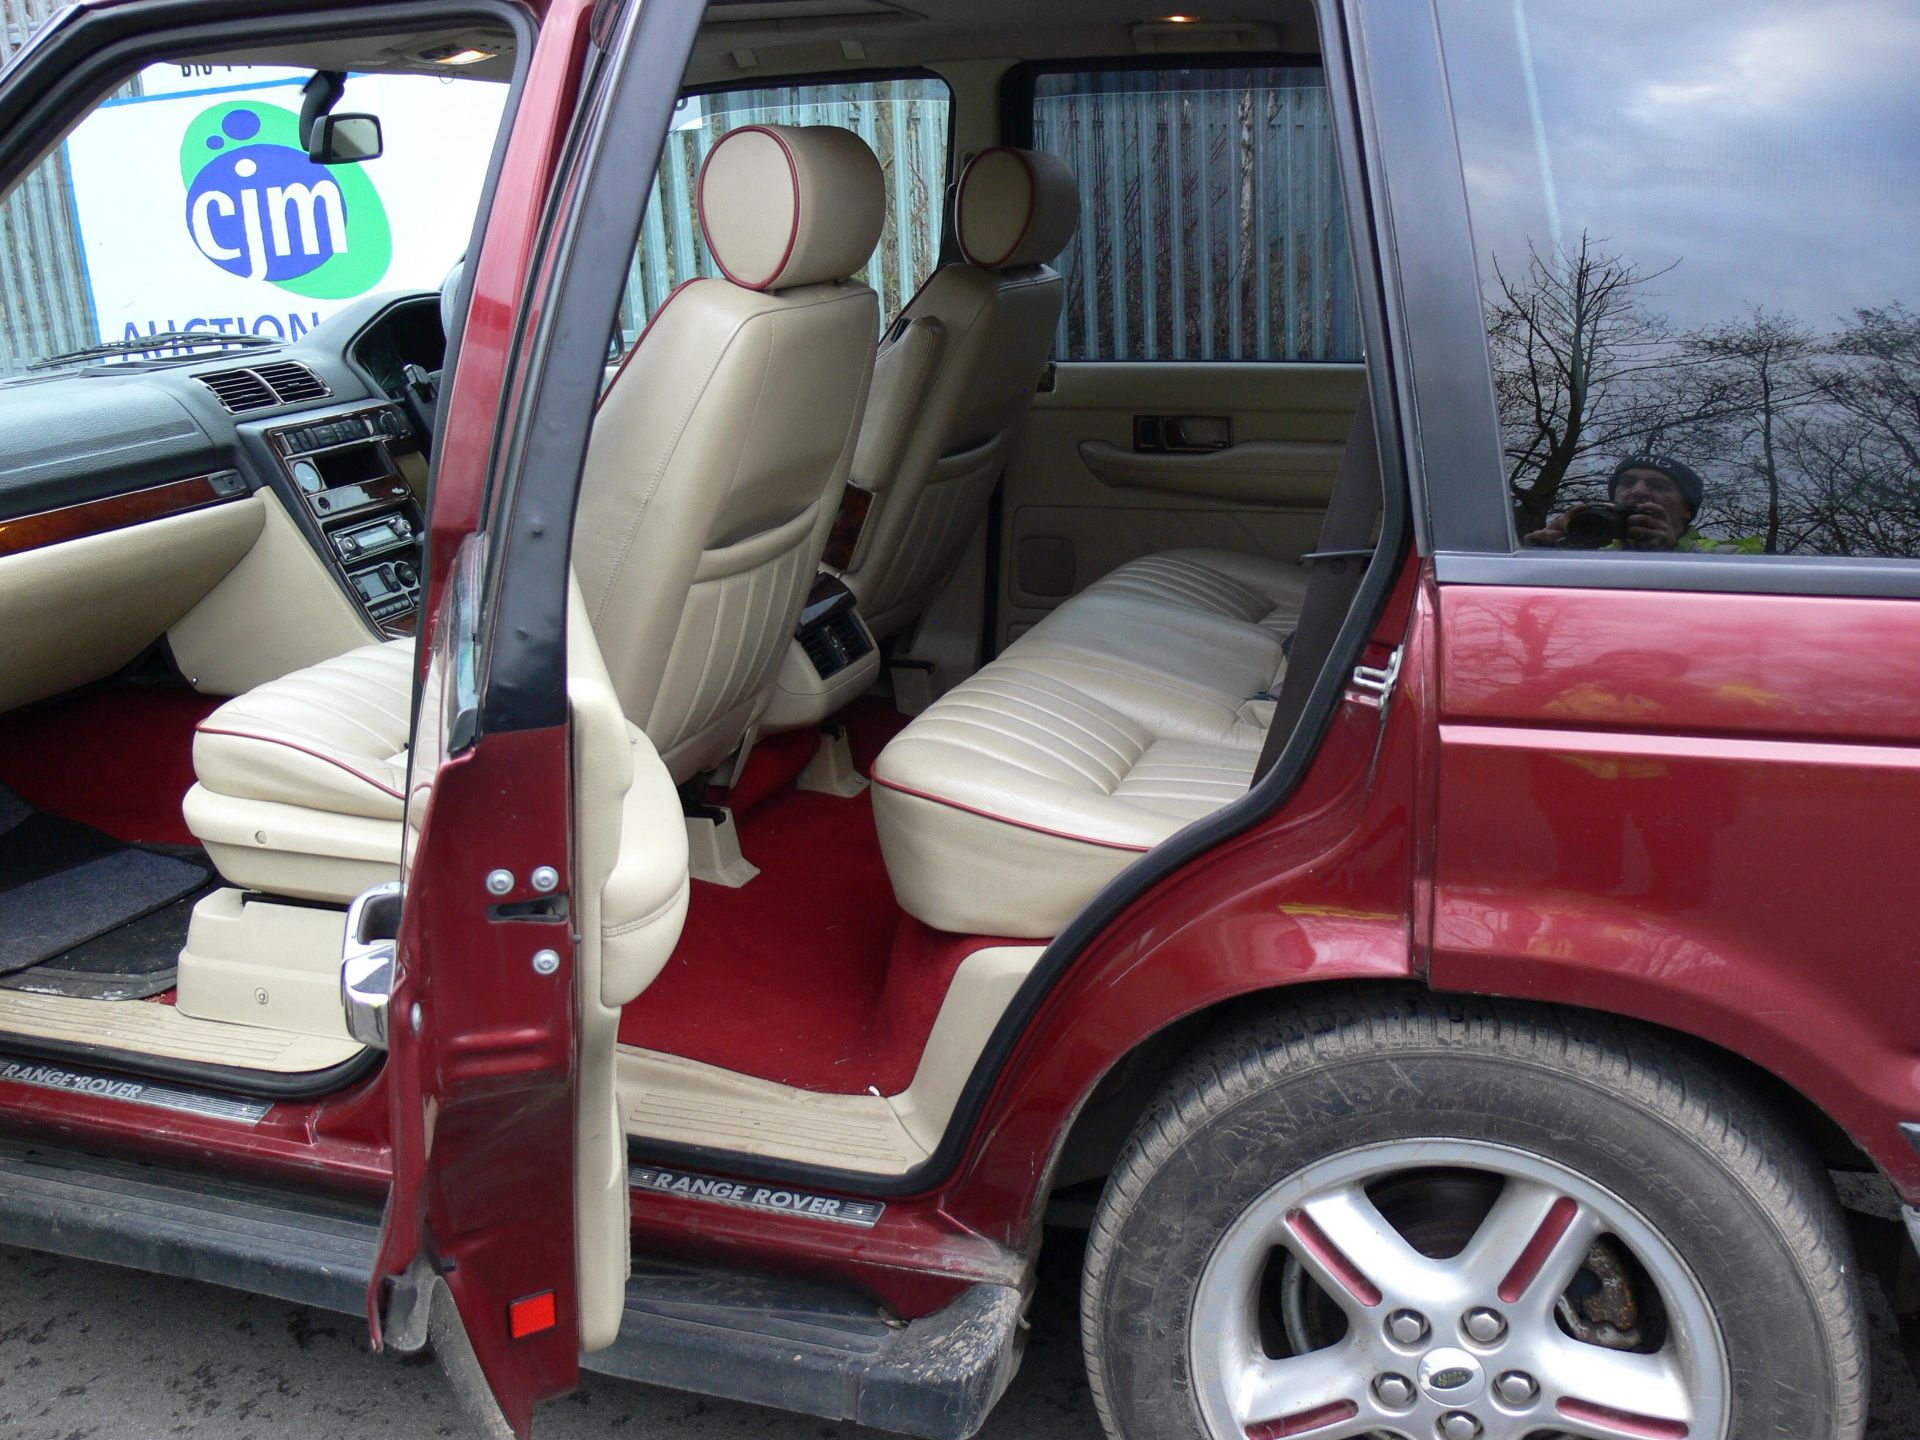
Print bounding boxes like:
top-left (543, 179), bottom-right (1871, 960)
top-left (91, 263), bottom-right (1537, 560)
top-left (1040, 978), bottom-right (1875, 1215)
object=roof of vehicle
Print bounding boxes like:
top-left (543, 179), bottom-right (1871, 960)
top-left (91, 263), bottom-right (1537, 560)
top-left (684, 0), bottom-right (1318, 80)
top-left (160, 0), bottom-right (1320, 91)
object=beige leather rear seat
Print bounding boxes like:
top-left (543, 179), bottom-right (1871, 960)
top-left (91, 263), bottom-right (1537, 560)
top-left (871, 548), bottom-right (1308, 938)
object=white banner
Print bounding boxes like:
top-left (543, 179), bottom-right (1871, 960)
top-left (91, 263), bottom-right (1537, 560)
top-left (65, 68), bottom-right (508, 350)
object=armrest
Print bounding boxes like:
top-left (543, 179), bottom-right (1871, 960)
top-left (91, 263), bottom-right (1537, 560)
top-left (1077, 439), bottom-right (1344, 505)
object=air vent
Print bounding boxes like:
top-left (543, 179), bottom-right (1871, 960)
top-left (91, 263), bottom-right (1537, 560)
top-left (253, 360), bottom-right (331, 404)
top-left (194, 361), bottom-right (332, 413)
top-left (194, 368), bottom-right (277, 413)
top-left (800, 610), bottom-right (874, 679)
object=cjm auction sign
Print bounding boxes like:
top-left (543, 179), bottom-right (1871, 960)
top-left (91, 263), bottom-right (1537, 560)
top-left (65, 71), bottom-right (507, 348)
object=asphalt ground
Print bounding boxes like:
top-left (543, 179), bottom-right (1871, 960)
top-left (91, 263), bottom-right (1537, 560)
top-left (2, 1200), bottom-right (1916, 1439)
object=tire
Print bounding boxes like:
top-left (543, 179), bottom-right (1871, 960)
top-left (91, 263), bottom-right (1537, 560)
top-left (1080, 990), bottom-right (1867, 1440)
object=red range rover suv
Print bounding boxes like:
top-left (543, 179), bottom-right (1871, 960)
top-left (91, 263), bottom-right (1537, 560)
top-left (0, 0), bottom-right (1914, 1437)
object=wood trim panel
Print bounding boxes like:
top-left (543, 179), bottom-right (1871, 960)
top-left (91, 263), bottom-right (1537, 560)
top-left (0, 475), bottom-right (230, 558)
top-left (821, 483), bottom-right (873, 572)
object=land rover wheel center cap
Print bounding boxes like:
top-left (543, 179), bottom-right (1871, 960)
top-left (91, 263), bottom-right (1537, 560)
top-left (1418, 1348), bottom-right (1487, 1405)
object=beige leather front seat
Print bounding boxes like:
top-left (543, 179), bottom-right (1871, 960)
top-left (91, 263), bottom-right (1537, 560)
top-left (573, 123), bottom-right (885, 780)
top-left (184, 638), bottom-right (414, 902)
top-left (830, 147), bottom-right (1078, 642)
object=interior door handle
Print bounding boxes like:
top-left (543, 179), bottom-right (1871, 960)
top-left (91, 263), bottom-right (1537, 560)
top-left (1133, 414), bottom-right (1232, 453)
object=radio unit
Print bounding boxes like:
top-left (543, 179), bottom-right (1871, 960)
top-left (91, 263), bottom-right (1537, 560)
top-left (331, 513), bottom-right (414, 563)
top-left (280, 408), bottom-right (408, 455)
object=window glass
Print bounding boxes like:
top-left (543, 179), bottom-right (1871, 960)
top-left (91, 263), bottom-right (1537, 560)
top-left (1029, 64), bottom-right (1360, 363)
top-left (1438, 0), bottom-right (1920, 557)
top-left (618, 77), bottom-right (950, 344)
top-left (0, 62), bottom-right (508, 377)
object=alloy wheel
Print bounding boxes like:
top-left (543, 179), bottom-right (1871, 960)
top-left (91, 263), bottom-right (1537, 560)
top-left (1188, 1139), bottom-right (1730, 1440)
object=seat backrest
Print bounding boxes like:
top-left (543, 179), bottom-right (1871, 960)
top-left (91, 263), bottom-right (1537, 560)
top-left (832, 146), bottom-right (1078, 642)
top-left (573, 125), bottom-right (884, 781)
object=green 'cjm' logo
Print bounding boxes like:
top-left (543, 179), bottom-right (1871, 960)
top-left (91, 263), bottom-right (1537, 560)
top-left (181, 100), bottom-right (392, 298)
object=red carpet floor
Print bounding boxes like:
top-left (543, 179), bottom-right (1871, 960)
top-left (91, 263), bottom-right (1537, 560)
top-left (0, 684), bottom-right (216, 846)
top-left (0, 683), bottom-right (977, 1089)
top-left (619, 699), bottom-right (993, 1095)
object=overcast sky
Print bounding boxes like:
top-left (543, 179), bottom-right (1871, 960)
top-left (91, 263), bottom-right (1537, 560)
top-left (1437, 0), bottom-right (1920, 335)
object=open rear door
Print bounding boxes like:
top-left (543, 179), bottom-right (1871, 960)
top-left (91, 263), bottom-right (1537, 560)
top-left (351, 0), bottom-right (707, 1432)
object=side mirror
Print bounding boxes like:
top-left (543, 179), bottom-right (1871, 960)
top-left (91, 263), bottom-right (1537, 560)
top-left (308, 113), bottom-right (383, 165)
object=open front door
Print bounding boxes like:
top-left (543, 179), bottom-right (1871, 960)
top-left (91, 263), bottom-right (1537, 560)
top-left (354, 0), bottom-right (707, 1432)
top-left (358, 550), bottom-right (691, 1437)
top-left (359, 539), bottom-right (586, 1437)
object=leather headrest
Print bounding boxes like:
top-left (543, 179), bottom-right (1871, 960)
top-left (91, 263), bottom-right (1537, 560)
top-left (955, 147), bottom-right (1079, 271)
top-left (698, 124), bottom-right (883, 291)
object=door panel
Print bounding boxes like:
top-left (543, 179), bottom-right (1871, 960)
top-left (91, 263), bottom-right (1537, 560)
top-left (1428, 582), bottom-right (1920, 1169)
top-left (373, 538), bottom-right (585, 1435)
top-left (368, 0), bottom-right (709, 1423)
top-left (564, 579), bottom-right (690, 1350)
top-left (995, 361), bottom-right (1364, 647)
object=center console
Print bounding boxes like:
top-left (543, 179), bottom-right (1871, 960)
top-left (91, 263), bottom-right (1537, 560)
top-left (763, 573), bottom-right (881, 730)
top-left (267, 405), bottom-right (425, 636)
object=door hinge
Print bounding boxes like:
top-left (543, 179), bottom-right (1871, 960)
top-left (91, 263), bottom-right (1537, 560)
top-left (1351, 645), bottom-right (1403, 702)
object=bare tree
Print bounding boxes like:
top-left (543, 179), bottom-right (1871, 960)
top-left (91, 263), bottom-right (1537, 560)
top-left (1791, 305), bottom-right (1920, 557)
top-left (1487, 233), bottom-right (1678, 532)
top-left (1678, 311), bottom-right (1820, 552)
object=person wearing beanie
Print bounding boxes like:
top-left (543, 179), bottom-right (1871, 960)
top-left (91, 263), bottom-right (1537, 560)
top-left (1524, 453), bottom-right (1751, 552)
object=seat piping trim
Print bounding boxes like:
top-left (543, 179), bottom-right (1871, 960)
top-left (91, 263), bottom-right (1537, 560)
top-left (957, 146), bottom-right (1037, 271)
top-left (697, 124), bottom-right (801, 292)
top-left (871, 774), bottom-right (1153, 853)
top-left (195, 726), bottom-right (404, 801)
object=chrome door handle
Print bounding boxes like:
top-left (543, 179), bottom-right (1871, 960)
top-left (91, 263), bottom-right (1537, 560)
top-left (341, 880), bottom-right (403, 1050)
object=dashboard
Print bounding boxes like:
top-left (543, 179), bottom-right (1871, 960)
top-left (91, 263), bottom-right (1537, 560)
top-left (0, 291), bottom-right (444, 641)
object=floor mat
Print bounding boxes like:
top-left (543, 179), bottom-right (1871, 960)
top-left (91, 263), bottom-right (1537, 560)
top-left (0, 883), bottom-right (208, 1000)
top-left (0, 682), bottom-right (216, 846)
top-left (0, 785), bottom-right (210, 977)
top-left (619, 698), bottom-right (985, 1095)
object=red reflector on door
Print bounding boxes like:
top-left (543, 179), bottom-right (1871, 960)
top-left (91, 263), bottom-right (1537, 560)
top-left (509, 1290), bottom-right (557, 1339)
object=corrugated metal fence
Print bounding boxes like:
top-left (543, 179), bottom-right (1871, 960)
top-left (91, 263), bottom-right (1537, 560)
top-left (0, 0), bottom-right (95, 377)
top-left (1035, 66), bottom-right (1360, 362)
top-left (618, 79), bottom-right (950, 344)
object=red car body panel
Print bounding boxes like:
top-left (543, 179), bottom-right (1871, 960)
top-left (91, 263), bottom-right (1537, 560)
top-left (375, 720), bottom-right (581, 1428)
top-left (1428, 583), bottom-right (1920, 1198)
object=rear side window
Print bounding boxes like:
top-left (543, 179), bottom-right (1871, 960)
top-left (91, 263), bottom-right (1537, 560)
top-left (618, 75), bottom-right (950, 342)
top-left (1438, 0), bottom-right (1920, 559)
top-left (1027, 64), bottom-right (1360, 363)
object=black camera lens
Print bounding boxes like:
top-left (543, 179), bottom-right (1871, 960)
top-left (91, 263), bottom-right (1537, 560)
top-left (1563, 505), bottom-right (1629, 549)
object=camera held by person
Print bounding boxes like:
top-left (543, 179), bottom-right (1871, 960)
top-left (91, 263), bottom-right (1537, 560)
top-left (1525, 454), bottom-right (1706, 552)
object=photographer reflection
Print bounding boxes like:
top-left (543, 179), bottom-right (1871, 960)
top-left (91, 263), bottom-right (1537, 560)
top-left (1525, 454), bottom-right (1732, 552)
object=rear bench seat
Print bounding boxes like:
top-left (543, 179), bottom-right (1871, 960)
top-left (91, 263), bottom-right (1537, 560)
top-left (871, 548), bottom-right (1308, 938)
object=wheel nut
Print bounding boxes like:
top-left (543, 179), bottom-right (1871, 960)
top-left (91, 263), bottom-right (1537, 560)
top-left (1438, 1413), bottom-right (1482, 1440)
top-left (1386, 1309), bottom-right (1430, 1345)
top-left (1373, 1373), bottom-right (1415, 1409)
top-left (1463, 1307), bottom-right (1507, 1344)
top-left (1495, 1370), bottom-right (1538, 1406)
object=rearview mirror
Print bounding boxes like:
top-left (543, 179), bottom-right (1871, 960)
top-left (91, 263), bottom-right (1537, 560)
top-left (308, 113), bottom-right (383, 165)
